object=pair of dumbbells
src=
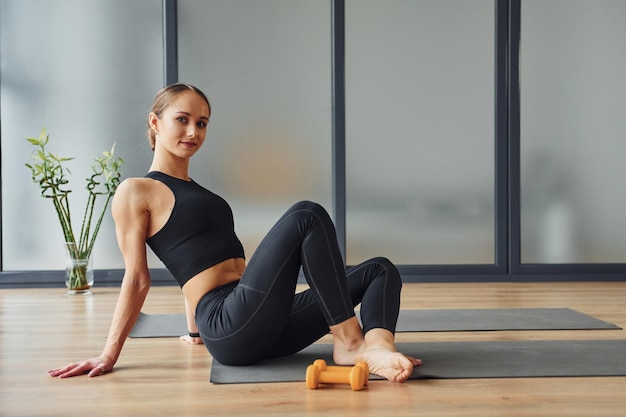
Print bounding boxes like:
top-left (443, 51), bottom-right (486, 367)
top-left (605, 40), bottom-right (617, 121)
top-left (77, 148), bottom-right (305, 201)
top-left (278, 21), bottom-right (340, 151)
top-left (305, 359), bottom-right (369, 391)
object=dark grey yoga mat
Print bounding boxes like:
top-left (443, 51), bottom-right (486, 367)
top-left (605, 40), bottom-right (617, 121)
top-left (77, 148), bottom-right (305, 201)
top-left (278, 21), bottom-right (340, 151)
top-left (129, 308), bottom-right (620, 338)
top-left (210, 339), bottom-right (626, 383)
top-left (130, 313), bottom-right (187, 338)
top-left (383, 308), bottom-right (620, 332)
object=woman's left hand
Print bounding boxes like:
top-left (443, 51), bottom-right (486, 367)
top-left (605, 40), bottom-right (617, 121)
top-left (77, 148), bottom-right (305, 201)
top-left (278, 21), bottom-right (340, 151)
top-left (48, 355), bottom-right (113, 378)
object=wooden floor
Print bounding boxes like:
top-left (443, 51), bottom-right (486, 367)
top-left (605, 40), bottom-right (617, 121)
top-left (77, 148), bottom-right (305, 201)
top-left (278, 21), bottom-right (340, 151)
top-left (2, 282), bottom-right (626, 417)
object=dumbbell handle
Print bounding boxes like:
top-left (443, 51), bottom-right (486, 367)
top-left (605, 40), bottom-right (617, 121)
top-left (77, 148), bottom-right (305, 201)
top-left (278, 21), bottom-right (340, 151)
top-left (318, 370), bottom-right (351, 384)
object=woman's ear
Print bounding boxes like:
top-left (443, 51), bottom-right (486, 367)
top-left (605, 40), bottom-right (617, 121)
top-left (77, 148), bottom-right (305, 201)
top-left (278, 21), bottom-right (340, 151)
top-left (148, 112), bottom-right (159, 133)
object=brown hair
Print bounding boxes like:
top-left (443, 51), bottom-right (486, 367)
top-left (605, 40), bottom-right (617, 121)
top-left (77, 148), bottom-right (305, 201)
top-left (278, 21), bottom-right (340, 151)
top-left (146, 83), bottom-right (211, 150)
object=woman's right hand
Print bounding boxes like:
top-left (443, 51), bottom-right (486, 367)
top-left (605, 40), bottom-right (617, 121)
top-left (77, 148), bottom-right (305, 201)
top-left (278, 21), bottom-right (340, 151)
top-left (48, 355), bottom-right (113, 378)
top-left (179, 334), bottom-right (204, 345)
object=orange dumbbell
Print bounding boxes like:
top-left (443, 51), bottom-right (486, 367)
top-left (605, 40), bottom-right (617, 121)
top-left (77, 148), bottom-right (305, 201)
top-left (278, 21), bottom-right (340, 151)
top-left (312, 359), bottom-right (369, 387)
top-left (305, 359), bottom-right (369, 391)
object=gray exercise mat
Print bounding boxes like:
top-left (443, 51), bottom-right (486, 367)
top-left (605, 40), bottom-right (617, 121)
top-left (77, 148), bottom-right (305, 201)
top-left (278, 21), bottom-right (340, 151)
top-left (130, 313), bottom-right (187, 338)
top-left (129, 308), bottom-right (620, 338)
top-left (392, 308), bottom-right (620, 332)
top-left (210, 339), bottom-right (626, 383)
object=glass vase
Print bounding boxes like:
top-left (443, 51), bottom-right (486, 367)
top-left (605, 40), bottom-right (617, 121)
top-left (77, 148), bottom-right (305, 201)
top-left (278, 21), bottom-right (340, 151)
top-left (64, 242), bottom-right (94, 294)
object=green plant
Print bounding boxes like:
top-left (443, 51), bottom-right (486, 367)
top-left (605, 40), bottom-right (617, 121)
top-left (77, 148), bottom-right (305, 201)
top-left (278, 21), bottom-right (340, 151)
top-left (25, 127), bottom-right (124, 290)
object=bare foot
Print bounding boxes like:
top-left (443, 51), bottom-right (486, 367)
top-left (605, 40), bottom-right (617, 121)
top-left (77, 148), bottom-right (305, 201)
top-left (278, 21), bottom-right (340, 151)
top-left (356, 347), bottom-right (421, 382)
top-left (332, 343), bottom-right (365, 366)
top-left (330, 317), bottom-right (366, 365)
top-left (329, 320), bottom-right (422, 380)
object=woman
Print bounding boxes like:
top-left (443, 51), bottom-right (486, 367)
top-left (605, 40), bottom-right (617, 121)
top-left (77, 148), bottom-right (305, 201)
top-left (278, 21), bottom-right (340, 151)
top-left (48, 83), bottom-right (421, 382)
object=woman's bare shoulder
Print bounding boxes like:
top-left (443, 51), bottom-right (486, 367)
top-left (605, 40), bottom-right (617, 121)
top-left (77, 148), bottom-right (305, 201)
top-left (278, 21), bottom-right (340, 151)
top-left (115, 177), bottom-right (155, 194)
top-left (112, 177), bottom-right (159, 213)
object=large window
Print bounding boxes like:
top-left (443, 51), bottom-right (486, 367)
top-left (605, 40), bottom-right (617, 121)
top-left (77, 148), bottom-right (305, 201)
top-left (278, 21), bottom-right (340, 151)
top-left (520, 0), bottom-right (626, 263)
top-left (1, 0), bottom-right (162, 270)
top-left (177, 0), bottom-right (333, 257)
top-left (345, 0), bottom-right (495, 265)
top-left (2, 0), bottom-right (625, 284)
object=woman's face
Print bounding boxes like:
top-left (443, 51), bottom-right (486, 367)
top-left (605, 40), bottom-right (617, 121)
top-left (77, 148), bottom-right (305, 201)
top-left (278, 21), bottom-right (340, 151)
top-left (150, 90), bottom-right (210, 158)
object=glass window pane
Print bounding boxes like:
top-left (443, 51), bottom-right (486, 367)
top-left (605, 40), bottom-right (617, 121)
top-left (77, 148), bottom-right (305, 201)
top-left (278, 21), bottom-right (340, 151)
top-left (178, 0), bottom-right (332, 257)
top-left (1, 0), bottom-right (162, 270)
top-left (345, 0), bottom-right (495, 265)
top-left (520, 0), bottom-right (626, 263)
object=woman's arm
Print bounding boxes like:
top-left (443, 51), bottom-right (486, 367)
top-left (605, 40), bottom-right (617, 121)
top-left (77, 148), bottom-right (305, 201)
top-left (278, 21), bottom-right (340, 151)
top-left (179, 297), bottom-right (204, 345)
top-left (48, 179), bottom-right (152, 378)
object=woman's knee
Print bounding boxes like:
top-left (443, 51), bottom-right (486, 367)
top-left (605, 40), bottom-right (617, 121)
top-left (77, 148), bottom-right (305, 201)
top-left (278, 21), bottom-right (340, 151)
top-left (287, 201), bottom-right (333, 225)
top-left (370, 256), bottom-right (402, 289)
top-left (289, 200), bottom-right (326, 215)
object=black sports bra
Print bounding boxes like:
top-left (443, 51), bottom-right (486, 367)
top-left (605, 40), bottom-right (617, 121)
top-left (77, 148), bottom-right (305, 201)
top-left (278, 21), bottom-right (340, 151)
top-left (145, 171), bottom-right (245, 287)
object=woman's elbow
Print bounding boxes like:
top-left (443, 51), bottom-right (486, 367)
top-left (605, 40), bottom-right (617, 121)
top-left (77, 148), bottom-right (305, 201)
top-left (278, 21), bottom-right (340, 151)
top-left (122, 271), bottom-right (151, 295)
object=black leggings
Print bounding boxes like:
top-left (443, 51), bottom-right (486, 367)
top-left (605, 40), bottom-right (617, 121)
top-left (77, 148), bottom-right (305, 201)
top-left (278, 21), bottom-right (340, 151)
top-left (195, 201), bottom-right (402, 366)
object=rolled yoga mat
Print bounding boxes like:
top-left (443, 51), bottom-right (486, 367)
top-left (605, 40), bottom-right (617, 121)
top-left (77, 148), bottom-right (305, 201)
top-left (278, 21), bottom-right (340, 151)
top-left (129, 308), bottom-right (620, 338)
top-left (209, 339), bottom-right (626, 383)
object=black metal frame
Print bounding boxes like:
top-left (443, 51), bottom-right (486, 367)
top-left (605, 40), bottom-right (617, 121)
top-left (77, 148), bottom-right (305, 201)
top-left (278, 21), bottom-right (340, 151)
top-left (163, 0), bottom-right (178, 86)
top-left (337, 0), bottom-right (510, 281)
top-left (1, 0), bottom-right (624, 288)
top-left (331, 0), bottom-right (347, 260)
top-left (506, 0), bottom-right (625, 279)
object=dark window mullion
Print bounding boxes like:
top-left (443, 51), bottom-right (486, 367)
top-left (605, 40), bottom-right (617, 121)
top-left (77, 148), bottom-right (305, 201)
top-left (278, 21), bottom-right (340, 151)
top-left (495, 0), bottom-right (510, 274)
top-left (508, 0), bottom-right (522, 273)
top-left (331, 0), bottom-right (346, 261)
top-left (163, 0), bottom-right (178, 86)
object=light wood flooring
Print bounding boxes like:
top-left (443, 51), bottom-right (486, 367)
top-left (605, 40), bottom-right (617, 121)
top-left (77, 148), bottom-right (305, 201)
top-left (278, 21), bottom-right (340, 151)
top-left (2, 282), bottom-right (626, 417)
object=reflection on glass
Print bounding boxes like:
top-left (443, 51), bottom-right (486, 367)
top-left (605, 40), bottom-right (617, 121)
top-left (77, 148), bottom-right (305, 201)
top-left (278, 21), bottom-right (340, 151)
top-left (520, 0), bottom-right (626, 263)
top-left (1, 0), bottom-right (162, 270)
top-left (345, 0), bottom-right (495, 265)
top-left (178, 0), bottom-right (332, 257)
